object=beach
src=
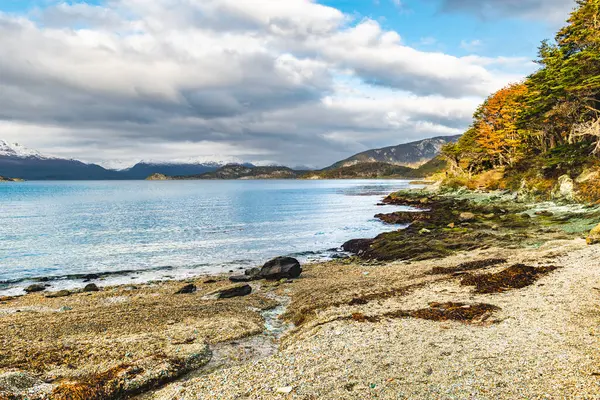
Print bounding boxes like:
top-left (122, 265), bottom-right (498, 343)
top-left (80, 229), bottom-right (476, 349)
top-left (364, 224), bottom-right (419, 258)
top-left (1, 189), bottom-right (600, 399)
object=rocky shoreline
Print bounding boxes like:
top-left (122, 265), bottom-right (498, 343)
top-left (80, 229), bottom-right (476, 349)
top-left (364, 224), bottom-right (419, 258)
top-left (1, 188), bottom-right (600, 399)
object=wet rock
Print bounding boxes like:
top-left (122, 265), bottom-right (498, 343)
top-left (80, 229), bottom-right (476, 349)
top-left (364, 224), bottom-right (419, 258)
top-left (208, 284), bottom-right (252, 299)
top-left (375, 212), bottom-right (429, 224)
top-left (175, 284), bottom-right (197, 294)
top-left (46, 290), bottom-right (71, 298)
top-left (24, 284), bottom-right (46, 294)
top-left (229, 275), bottom-right (255, 283)
top-left (82, 273), bottom-right (100, 282)
top-left (83, 283), bottom-right (100, 292)
top-left (586, 223), bottom-right (600, 245)
top-left (245, 267), bottom-right (261, 277)
top-left (342, 239), bottom-right (374, 255)
top-left (258, 257), bottom-right (302, 280)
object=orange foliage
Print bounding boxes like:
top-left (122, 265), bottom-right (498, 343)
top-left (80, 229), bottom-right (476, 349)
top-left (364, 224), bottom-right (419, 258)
top-left (474, 83), bottom-right (529, 167)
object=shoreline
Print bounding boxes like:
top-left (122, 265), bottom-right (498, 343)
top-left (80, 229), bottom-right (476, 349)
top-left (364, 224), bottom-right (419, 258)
top-left (2, 187), bottom-right (600, 399)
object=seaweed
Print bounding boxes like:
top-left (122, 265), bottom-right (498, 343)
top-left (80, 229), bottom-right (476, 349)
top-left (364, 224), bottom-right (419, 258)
top-left (461, 264), bottom-right (558, 294)
top-left (430, 258), bottom-right (507, 275)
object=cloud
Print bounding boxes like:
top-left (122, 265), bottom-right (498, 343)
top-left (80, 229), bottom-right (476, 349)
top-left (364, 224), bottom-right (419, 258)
top-left (435, 0), bottom-right (575, 23)
top-left (0, 0), bottom-right (536, 168)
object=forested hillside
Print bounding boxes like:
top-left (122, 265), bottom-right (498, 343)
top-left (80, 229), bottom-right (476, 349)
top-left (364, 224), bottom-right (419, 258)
top-left (441, 0), bottom-right (600, 202)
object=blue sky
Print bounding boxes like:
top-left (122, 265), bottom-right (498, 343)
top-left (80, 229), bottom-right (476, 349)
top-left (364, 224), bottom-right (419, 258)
top-left (321, 0), bottom-right (558, 58)
top-left (0, 0), bottom-right (577, 167)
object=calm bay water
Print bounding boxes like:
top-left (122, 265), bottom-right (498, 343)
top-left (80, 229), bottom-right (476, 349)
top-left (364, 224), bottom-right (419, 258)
top-left (0, 180), bottom-right (413, 294)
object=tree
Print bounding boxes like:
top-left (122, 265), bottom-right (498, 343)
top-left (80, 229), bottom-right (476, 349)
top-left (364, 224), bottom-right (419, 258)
top-left (472, 83), bottom-right (529, 168)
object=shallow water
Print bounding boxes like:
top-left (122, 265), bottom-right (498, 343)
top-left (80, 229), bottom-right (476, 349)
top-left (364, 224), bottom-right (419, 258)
top-left (0, 180), bottom-right (414, 294)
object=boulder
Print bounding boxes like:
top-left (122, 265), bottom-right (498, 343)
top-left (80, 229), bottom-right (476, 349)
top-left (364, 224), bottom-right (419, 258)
top-left (551, 175), bottom-right (575, 201)
top-left (24, 284), bottom-right (46, 294)
top-left (587, 223), bottom-right (600, 245)
top-left (175, 284), bottom-right (197, 294)
top-left (208, 284), bottom-right (252, 299)
top-left (245, 267), bottom-right (261, 277)
top-left (341, 239), bottom-right (374, 255)
top-left (230, 257), bottom-right (302, 282)
top-left (83, 283), bottom-right (100, 292)
top-left (257, 257), bottom-right (302, 280)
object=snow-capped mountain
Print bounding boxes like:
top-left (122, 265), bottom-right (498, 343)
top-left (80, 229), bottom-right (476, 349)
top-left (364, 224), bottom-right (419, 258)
top-left (0, 139), bottom-right (124, 180)
top-left (0, 139), bottom-right (251, 180)
top-left (0, 140), bottom-right (48, 159)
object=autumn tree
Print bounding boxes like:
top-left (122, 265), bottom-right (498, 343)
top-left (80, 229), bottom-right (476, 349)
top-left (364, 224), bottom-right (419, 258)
top-left (472, 83), bottom-right (529, 168)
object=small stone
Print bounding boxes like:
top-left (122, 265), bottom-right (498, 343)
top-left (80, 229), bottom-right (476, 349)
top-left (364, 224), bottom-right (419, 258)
top-left (175, 284), bottom-right (197, 294)
top-left (83, 283), bottom-right (100, 292)
top-left (459, 212), bottom-right (476, 222)
top-left (276, 386), bottom-right (293, 394)
top-left (59, 306), bottom-right (73, 312)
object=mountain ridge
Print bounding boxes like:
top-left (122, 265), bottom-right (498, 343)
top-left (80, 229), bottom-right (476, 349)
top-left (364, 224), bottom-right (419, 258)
top-left (0, 135), bottom-right (456, 180)
top-left (327, 135), bottom-right (461, 170)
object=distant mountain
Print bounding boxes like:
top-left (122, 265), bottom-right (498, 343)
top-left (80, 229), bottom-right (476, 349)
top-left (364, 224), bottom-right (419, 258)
top-left (327, 135), bottom-right (461, 169)
top-left (122, 161), bottom-right (245, 180)
top-left (0, 140), bottom-right (252, 180)
top-left (305, 162), bottom-right (419, 180)
top-left (173, 164), bottom-right (305, 180)
top-left (0, 140), bottom-right (123, 180)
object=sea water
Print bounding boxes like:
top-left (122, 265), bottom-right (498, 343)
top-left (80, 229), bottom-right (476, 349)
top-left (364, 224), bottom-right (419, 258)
top-left (0, 180), bottom-right (415, 294)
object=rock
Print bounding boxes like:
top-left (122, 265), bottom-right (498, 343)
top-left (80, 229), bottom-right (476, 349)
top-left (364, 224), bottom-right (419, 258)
top-left (245, 267), bottom-right (261, 276)
top-left (258, 257), bottom-right (302, 280)
top-left (586, 223), bottom-right (600, 245)
top-left (24, 284), bottom-right (46, 293)
top-left (81, 273), bottom-right (100, 281)
top-left (175, 284), bottom-right (197, 294)
top-left (208, 284), bottom-right (252, 299)
top-left (459, 212), bottom-right (476, 222)
top-left (45, 290), bottom-right (71, 298)
top-left (447, 223), bottom-right (455, 228)
top-left (83, 283), bottom-right (100, 292)
top-left (342, 239), bottom-right (374, 255)
top-left (59, 306), bottom-right (73, 312)
top-left (535, 211), bottom-right (554, 217)
top-left (229, 275), bottom-right (255, 283)
top-left (419, 228), bottom-right (431, 234)
top-left (551, 174), bottom-right (575, 201)
top-left (203, 279), bottom-right (217, 284)
top-left (0, 371), bottom-right (48, 395)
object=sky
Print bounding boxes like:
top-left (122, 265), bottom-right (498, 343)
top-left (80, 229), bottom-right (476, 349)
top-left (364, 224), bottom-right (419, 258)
top-left (0, 0), bottom-right (576, 168)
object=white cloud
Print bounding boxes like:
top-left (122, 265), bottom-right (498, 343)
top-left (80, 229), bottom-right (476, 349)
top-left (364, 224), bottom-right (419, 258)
top-left (0, 0), bottom-right (537, 167)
